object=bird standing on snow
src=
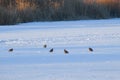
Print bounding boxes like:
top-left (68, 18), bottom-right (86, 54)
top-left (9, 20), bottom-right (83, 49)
top-left (64, 49), bottom-right (69, 54)
top-left (9, 48), bottom-right (13, 52)
top-left (49, 48), bottom-right (53, 52)
top-left (88, 47), bottom-right (93, 52)
top-left (43, 44), bottom-right (47, 48)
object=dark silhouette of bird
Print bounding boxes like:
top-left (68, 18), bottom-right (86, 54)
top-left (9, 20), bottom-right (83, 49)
top-left (49, 48), bottom-right (53, 52)
top-left (8, 48), bottom-right (13, 52)
top-left (64, 49), bottom-right (69, 54)
top-left (89, 47), bottom-right (93, 52)
top-left (43, 44), bottom-right (47, 48)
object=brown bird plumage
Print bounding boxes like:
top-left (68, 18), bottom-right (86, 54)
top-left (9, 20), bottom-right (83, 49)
top-left (49, 48), bottom-right (53, 52)
top-left (89, 47), bottom-right (93, 52)
top-left (64, 49), bottom-right (69, 54)
top-left (9, 48), bottom-right (13, 52)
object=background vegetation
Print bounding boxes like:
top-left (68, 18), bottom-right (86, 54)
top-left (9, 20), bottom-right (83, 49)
top-left (0, 0), bottom-right (120, 25)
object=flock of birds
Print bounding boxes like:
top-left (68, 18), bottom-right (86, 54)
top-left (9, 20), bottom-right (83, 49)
top-left (8, 44), bottom-right (94, 54)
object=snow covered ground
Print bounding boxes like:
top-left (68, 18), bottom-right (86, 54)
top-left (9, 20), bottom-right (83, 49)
top-left (0, 19), bottom-right (120, 80)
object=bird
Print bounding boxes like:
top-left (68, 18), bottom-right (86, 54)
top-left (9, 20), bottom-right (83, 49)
top-left (49, 48), bottom-right (53, 52)
top-left (43, 44), bottom-right (47, 48)
top-left (8, 48), bottom-right (13, 52)
top-left (88, 47), bottom-right (93, 52)
top-left (64, 49), bottom-right (69, 54)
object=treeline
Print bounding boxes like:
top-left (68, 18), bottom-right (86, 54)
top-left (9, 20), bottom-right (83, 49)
top-left (0, 0), bottom-right (120, 25)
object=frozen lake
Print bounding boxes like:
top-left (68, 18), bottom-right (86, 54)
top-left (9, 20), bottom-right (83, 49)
top-left (0, 19), bottom-right (120, 80)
